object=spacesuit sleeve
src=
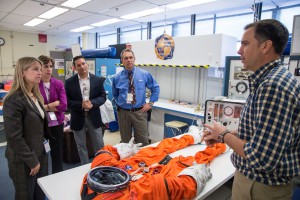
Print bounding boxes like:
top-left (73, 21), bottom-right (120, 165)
top-left (91, 145), bottom-right (120, 168)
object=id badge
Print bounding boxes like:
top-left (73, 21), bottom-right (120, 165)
top-left (43, 140), bottom-right (51, 153)
top-left (126, 93), bottom-right (133, 103)
top-left (49, 112), bottom-right (57, 121)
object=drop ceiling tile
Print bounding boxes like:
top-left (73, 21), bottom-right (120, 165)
top-left (78, 0), bottom-right (133, 13)
top-left (13, 1), bottom-right (54, 17)
top-left (1, 13), bottom-right (33, 25)
top-left (53, 9), bottom-right (93, 22)
top-left (101, 0), bottom-right (159, 17)
top-left (0, 0), bottom-right (23, 12)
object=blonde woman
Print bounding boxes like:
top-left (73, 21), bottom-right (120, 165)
top-left (3, 57), bottom-right (52, 200)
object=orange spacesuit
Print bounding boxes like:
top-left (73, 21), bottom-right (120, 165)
top-left (81, 133), bottom-right (226, 200)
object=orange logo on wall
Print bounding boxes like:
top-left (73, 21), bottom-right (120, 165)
top-left (154, 34), bottom-right (175, 60)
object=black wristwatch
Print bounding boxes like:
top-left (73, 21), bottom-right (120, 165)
top-left (218, 130), bottom-right (231, 143)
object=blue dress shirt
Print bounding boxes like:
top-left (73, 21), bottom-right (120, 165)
top-left (112, 67), bottom-right (160, 109)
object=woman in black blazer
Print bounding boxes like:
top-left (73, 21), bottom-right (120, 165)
top-left (3, 57), bottom-right (51, 200)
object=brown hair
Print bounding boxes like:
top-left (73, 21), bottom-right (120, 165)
top-left (244, 19), bottom-right (289, 55)
top-left (38, 55), bottom-right (54, 66)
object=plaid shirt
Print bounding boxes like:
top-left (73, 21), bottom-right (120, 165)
top-left (231, 59), bottom-right (300, 185)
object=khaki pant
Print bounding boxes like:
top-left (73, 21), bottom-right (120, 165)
top-left (232, 170), bottom-right (293, 200)
top-left (117, 108), bottom-right (149, 146)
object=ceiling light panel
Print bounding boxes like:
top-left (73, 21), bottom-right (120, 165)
top-left (61, 0), bottom-right (92, 8)
top-left (167, 0), bottom-right (217, 10)
top-left (70, 26), bottom-right (94, 32)
top-left (121, 7), bottom-right (164, 20)
top-left (24, 18), bottom-right (46, 26)
top-left (91, 18), bottom-right (123, 27)
top-left (39, 7), bottom-right (69, 19)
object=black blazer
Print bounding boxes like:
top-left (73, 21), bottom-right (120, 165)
top-left (65, 73), bottom-right (106, 131)
top-left (3, 89), bottom-right (51, 169)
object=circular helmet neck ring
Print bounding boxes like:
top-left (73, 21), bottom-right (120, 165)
top-left (87, 166), bottom-right (130, 193)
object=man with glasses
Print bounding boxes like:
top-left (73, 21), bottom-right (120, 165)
top-left (112, 49), bottom-right (160, 146)
top-left (65, 55), bottom-right (106, 165)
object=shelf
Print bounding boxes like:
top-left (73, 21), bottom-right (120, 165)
top-left (115, 64), bottom-right (210, 69)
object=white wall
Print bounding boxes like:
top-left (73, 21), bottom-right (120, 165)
top-left (0, 29), bottom-right (78, 82)
top-left (134, 34), bottom-right (236, 103)
top-left (131, 34), bottom-right (237, 66)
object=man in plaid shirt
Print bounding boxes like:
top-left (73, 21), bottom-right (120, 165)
top-left (203, 19), bottom-right (300, 199)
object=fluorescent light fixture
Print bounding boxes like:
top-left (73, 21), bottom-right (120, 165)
top-left (91, 18), bottom-right (123, 27)
top-left (24, 18), bottom-right (46, 26)
top-left (121, 7), bottom-right (164, 20)
top-left (167, 0), bottom-right (217, 10)
top-left (70, 26), bottom-right (94, 32)
top-left (61, 0), bottom-right (92, 8)
top-left (39, 7), bottom-right (69, 19)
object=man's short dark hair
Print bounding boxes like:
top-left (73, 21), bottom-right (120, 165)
top-left (73, 55), bottom-right (85, 66)
top-left (120, 49), bottom-right (135, 59)
top-left (244, 19), bottom-right (289, 55)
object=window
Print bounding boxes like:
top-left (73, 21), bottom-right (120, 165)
top-left (120, 29), bottom-right (141, 43)
top-left (152, 25), bottom-right (172, 39)
top-left (278, 6), bottom-right (300, 33)
top-left (261, 10), bottom-right (272, 19)
top-left (173, 22), bottom-right (190, 37)
top-left (195, 19), bottom-right (214, 35)
top-left (216, 13), bottom-right (253, 40)
top-left (99, 32), bottom-right (117, 48)
top-left (141, 25), bottom-right (147, 40)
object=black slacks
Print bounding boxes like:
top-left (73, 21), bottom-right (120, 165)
top-left (8, 154), bottom-right (48, 200)
top-left (49, 123), bottom-right (64, 174)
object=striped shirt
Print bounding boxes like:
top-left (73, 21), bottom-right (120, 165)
top-left (231, 59), bottom-right (300, 185)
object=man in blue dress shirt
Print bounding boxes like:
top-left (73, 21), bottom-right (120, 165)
top-left (112, 49), bottom-right (160, 146)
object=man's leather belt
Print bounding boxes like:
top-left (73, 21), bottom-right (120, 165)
top-left (118, 106), bottom-right (143, 112)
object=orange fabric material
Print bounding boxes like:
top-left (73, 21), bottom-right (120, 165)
top-left (80, 135), bottom-right (226, 200)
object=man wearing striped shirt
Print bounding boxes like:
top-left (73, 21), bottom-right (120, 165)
top-left (203, 19), bottom-right (300, 199)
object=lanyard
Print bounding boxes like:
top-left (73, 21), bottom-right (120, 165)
top-left (43, 84), bottom-right (50, 102)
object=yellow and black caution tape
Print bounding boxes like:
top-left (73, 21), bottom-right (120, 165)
top-left (115, 64), bottom-right (209, 69)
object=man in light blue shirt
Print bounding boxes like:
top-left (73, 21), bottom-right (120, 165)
top-left (112, 49), bottom-right (160, 145)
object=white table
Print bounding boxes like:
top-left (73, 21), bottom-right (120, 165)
top-left (147, 99), bottom-right (205, 143)
top-left (38, 143), bottom-right (235, 200)
top-left (153, 98), bottom-right (204, 118)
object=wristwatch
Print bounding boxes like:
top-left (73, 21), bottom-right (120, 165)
top-left (148, 102), bottom-right (154, 107)
top-left (218, 130), bottom-right (231, 143)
